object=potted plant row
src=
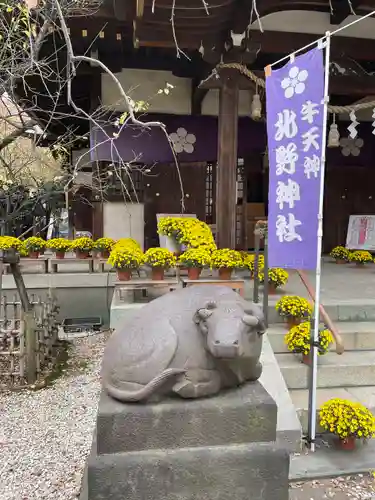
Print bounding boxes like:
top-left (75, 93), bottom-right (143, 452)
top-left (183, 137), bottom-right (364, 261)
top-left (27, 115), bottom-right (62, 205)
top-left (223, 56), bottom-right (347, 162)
top-left (284, 321), bottom-right (333, 365)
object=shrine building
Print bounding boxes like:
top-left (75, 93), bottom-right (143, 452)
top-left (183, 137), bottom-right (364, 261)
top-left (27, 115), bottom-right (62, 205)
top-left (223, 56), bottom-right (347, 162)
top-left (20, 0), bottom-right (375, 252)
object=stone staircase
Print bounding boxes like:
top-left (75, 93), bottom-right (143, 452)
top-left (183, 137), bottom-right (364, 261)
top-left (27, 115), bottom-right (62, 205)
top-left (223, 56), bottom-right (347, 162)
top-left (267, 301), bottom-right (375, 432)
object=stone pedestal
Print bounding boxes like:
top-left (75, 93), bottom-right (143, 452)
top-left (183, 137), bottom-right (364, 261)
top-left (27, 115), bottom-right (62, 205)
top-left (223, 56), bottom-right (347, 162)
top-left (82, 382), bottom-right (289, 500)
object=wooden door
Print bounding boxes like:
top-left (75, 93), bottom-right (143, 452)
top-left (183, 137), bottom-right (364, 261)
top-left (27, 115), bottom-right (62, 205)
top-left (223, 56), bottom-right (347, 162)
top-left (143, 162), bottom-right (207, 249)
top-left (323, 166), bottom-right (375, 252)
top-left (72, 187), bottom-right (93, 234)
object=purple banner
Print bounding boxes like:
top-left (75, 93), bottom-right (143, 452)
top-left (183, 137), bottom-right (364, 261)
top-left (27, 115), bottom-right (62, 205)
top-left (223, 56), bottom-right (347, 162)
top-left (266, 47), bottom-right (325, 269)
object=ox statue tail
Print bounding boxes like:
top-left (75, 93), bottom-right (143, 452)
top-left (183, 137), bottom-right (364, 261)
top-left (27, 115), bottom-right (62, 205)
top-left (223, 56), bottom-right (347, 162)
top-left (105, 368), bottom-right (186, 402)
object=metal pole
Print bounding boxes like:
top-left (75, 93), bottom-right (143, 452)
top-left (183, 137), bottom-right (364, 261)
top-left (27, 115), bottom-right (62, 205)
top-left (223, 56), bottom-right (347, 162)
top-left (253, 233), bottom-right (260, 303)
top-left (262, 234), bottom-right (269, 328)
top-left (307, 32), bottom-right (331, 452)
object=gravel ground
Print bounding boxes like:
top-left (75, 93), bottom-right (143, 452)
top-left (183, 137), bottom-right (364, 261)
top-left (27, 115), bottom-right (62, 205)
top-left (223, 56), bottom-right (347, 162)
top-left (0, 332), bottom-right (110, 500)
top-left (290, 475), bottom-right (375, 499)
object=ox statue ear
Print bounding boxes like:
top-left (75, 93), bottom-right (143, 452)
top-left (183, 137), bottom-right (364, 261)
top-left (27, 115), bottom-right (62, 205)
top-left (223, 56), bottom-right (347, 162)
top-left (242, 314), bottom-right (259, 327)
top-left (194, 300), bottom-right (216, 323)
top-left (243, 303), bottom-right (266, 335)
top-left (193, 307), bottom-right (213, 326)
top-left (196, 308), bottom-right (214, 320)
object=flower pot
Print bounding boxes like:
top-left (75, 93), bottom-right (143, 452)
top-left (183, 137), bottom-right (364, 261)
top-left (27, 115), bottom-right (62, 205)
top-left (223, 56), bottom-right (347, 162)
top-left (335, 259), bottom-right (347, 264)
top-left (302, 353), bottom-right (311, 365)
top-left (29, 251), bottom-right (39, 259)
top-left (117, 269), bottom-right (132, 281)
top-left (355, 262), bottom-right (365, 267)
top-left (101, 250), bottom-right (110, 259)
top-left (188, 267), bottom-right (201, 280)
top-left (218, 268), bottom-right (232, 280)
top-left (336, 436), bottom-right (356, 451)
top-left (75, 250), bottom-right (89, 259)
top-left (268, 284), bottom-right (278, 295)
top-left (55, 251), bottom-right (66, 259)
top-left (286, 317), bottom-right (301, 330)
top-left (152, 268), bottom-right (165, 281)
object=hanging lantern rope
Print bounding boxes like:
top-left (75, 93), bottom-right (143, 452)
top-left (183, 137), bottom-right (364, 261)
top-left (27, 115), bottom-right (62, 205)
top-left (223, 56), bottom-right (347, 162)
top-left (213, 62), bottom-right (375, 115)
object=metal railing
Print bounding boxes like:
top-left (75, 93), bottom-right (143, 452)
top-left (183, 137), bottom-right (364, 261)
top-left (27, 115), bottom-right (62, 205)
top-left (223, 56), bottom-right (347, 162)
top-left (252, 221), bottom-right (344, 353)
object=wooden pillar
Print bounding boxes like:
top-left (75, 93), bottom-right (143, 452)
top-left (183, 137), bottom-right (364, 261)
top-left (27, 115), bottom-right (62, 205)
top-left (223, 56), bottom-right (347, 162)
top-left (216, 78), bottom-right (239, 249)
top-left (90, 70), bottom-right (103, 238)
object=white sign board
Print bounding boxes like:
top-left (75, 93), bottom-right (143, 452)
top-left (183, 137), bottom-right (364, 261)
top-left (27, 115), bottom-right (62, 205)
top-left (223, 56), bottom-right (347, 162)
top-left (156, 213), bottom-right (196, 252)
top-left (346, 215), bottom-right (375, 250)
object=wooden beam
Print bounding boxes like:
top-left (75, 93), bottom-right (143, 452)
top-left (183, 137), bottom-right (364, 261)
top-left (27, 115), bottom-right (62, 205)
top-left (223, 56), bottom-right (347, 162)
top-left (330, 0), bottom-right (360, 25)
top-left (249, 30), bottom-right (375, 62)
top-left (199, 68), bottom-right (255, 90)
top-left (191, 78), bottom-right (209, 115)
top-left (216, 77), bottom-right (238, 249)
top-left (133, 23), bottom-right (375, 62)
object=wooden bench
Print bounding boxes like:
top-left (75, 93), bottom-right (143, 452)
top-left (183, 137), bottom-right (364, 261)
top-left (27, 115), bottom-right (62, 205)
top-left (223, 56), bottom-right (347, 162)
top-left (115, 278), bottom-right (181, 301)
top-left (50, 257), bottom-right (94, 273)
top-left (4, 256), bottom-right (49, 274)
top-left (181, 278), bottom-right (245, 297)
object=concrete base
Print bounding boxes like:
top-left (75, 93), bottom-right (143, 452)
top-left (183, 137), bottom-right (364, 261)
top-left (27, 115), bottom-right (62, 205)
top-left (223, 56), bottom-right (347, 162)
top-left (87, 442), bottom-right (289, 500)
top-left (96, 383), bottom-right (276, 454)
top-left (260, 334), bottom-right (302, 451)
top-left (83, 382), bottom-right (289, 500)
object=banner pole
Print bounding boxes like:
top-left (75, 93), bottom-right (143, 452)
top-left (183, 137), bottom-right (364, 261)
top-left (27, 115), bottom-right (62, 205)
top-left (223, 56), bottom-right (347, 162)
top-left (307, 31), bottom-right (332, 452)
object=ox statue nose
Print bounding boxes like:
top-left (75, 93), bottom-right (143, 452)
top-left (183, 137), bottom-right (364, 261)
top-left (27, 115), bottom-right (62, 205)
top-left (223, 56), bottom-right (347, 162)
top-left (210, 339), bottom-right (240, 359)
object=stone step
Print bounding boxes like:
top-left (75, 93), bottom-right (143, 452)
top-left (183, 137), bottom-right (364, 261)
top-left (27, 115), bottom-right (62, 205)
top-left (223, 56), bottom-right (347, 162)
top-left (265, 300), bottom-right (375, 324)
top-left (275, 351), bottom-right (375, 390)
top-left (289, 387), bottom-right (375, 433)
top-left (268, 322), bottom-right (375, 353)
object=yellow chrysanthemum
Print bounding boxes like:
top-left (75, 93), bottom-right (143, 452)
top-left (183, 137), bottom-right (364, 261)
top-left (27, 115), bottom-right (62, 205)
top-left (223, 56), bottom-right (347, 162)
top-left (319, 399), bottom-right (375, 440)
top-left (276, 295), bottom-right (312, 319)
top-left (210, 248), bottom-right (243, 269)
top-left (23, 237), bottom-right (46, 252)
top-left (258, 267), bottom-right (288, 288)
top-left (349, 250), bottom-right (373, 263)
top-left (157, 217), bottom-right (216, 253)
top-left (94, 237), bottom-right (115, 251)
top-left (108, 246), bottom-right (144, 269)
top-left (46, 238), bottom-right (72, 252)
top-left (284, 322), bottom-right (333, 355)
top-left (330, 246), bottom-right (349, 261)
top-left (144, 248), bottom-right (176, 269)
top-left (0, 236), bottom-right (22, 251)
top-left (178, 248), bottom-right (211, 268)
top-left (71, 237), bottom-right (94, 251)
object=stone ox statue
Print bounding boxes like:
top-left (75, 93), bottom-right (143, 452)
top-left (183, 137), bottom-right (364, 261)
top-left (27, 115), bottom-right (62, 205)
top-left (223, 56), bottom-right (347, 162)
top-left (102, 285), bottom-right (266, 402)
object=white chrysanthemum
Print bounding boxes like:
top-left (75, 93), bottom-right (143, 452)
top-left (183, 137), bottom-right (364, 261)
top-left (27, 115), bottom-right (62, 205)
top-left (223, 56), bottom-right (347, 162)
top-left (169, 127), bottom-right (196, 154)
top-left (340, 137), bottom-right (364, 157)
top-left (281, 66), bottom-right (308, 99)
